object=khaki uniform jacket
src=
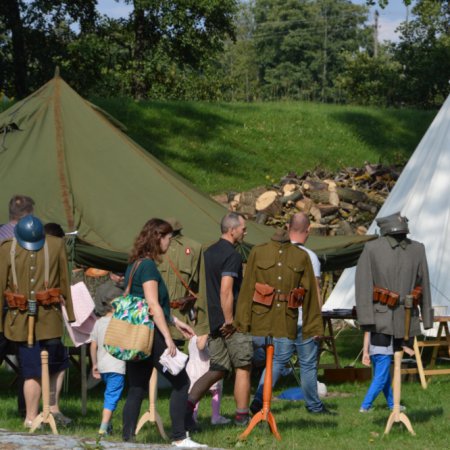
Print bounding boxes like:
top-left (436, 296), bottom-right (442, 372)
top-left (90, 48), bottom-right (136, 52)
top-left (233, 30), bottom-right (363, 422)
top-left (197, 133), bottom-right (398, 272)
top-left (158, 234), bottom-right (209, 339)
top-left (0, 236), bottom-right (75, 342)
top-left (355, 235), bottom-right (433, 338)
top-left (235, 239), bottom-right (323, 340)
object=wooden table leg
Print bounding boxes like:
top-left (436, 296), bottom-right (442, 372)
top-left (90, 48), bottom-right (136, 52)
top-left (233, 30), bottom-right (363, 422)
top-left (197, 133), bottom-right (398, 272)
top-left (413, 337), bottom-right (427, 389)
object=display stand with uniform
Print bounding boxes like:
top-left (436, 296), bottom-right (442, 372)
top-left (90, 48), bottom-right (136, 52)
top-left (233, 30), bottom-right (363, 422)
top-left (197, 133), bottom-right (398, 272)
top-left (355, 212), bottom-right (434, 435)
top-left (234, 230), bottom-right (323, 441)
top-left (0, 216), bottom-right (75, 433)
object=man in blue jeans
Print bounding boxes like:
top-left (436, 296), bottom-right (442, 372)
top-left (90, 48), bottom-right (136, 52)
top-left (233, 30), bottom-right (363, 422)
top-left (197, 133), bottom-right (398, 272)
top-left (250, 213), bottom-right (333, 415)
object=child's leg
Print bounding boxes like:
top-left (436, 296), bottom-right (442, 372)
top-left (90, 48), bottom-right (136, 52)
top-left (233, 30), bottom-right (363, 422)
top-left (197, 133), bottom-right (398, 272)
top-left (211, 382), bottom-right (222, 421)
top-left (360, 354), bottom-right (391, 410)
top-left (100, 373), bottom-right (125, 433)
top-left (381, 356), bottom-right (394, 409)
top-left (193, 400), bottom-right (200, 422)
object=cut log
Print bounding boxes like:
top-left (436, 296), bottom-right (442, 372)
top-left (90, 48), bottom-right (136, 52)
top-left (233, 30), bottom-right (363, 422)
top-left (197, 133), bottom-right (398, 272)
top-left (336, 187), bottom-right (368, 204)
top-left (356, 202), bottom-right (378, 214)
top-left (280, 190), bottom-right (303, 205)
top-left (356, 226), bottom-right (368, 235)
top-left (316, 204), bottom-right (339, 217)
top-left (302, 179), bottom-right (329, 191)
top-left (295, 198), bottom-right (313, 214)
top-left (282, 183), bottom-right (299, 196)
top-left (308, 190), bottom-right (332, 204)
top-left (309, 223), bottom-right (328, 236)
top-left (309, 206), bottom-right (322, 223)
top-left (255, 191), bottom-right (278, 211)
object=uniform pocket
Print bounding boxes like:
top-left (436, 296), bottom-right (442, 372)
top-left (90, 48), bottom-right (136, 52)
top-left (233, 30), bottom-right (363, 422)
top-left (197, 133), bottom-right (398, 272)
top-left (256, 260), bottom-right (276, 271)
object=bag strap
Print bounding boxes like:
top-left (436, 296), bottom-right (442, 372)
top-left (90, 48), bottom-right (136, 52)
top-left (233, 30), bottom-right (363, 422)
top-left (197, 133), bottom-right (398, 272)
top-left (124, 259), bottom-right (144, 296)
top-left (166, 256), bottom-right (197, 298)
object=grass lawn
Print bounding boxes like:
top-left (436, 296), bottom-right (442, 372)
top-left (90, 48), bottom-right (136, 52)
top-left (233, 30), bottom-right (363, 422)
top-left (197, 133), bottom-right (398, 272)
top-left (92, 99), bottom-right (436, 194)
top-left (1, 326), bottom-right (449, 449)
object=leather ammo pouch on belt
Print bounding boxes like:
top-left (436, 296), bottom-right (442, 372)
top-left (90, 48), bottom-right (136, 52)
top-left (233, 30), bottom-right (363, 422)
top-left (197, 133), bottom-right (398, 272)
top-left (410, 286), bottom-right (422, 307)
top-left (288, 287), bottom-right (305, 309)
top-left (253, 282), bottom-right (275, 306)
top-left (170, 295), bottom-right (197, 313)
top-left (373, 286), bottom-right (399, 307)
top-left (35, 288), bottom-right (62, 306)
top-left (4, 290), bottom-right (27, 311)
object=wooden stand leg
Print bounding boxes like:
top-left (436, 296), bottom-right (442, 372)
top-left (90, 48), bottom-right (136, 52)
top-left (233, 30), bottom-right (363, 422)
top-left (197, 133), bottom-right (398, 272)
top-left (135, 368), bottom-right (168, 440)
top-left (239, 338), bottom-right (281, 441)
top-left (30, 350), bottom-right (58, 434)
top-left (384, 351), bottom-right (415, 436)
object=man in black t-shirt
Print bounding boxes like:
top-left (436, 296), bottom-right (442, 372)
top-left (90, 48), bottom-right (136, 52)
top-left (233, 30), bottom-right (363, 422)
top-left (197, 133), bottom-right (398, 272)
top-left (186, 213), bottom-right (253, 427)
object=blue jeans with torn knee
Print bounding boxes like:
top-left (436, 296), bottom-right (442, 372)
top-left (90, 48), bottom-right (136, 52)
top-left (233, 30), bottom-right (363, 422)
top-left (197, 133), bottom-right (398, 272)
top-left (253, 324), bottom-right (323, 412)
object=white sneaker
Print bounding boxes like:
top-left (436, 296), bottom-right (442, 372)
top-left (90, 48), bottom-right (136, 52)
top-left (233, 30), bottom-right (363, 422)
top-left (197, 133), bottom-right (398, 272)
top-left (171, 436), bottom-right (208, 448)
top-left (211, 415), bottom-right (231, 425)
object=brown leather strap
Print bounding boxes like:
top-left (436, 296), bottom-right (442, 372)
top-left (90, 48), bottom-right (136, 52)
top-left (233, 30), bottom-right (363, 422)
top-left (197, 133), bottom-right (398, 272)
top-left (166, 256), bottom-right (197, 298)
top-left (274, 293), bottom-right (289, 301)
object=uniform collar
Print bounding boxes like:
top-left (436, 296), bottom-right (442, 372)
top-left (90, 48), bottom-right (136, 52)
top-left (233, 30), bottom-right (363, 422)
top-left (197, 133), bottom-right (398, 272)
top-left (385, 234), bottom-right (409, 249)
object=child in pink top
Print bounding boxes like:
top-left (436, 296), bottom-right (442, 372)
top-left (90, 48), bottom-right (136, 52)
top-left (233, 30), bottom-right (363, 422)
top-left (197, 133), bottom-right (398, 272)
top-left (186, 335), bottom-right (230, 425)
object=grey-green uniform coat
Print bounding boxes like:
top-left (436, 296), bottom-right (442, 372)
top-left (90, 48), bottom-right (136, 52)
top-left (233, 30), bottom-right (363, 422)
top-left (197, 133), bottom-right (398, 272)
top-left (355, 235), bottom-right (434, 338)
top-left (0, 235), bottom-right (75, 342)
top-left (235, 238), bottom-right (323, 340)
top-left (158, 234), bottom-right (209, 339)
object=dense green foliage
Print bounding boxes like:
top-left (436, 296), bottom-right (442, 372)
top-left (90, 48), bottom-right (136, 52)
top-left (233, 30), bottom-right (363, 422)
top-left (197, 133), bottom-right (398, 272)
top-left (0, 0), bottom-right (448, 107)
top-left (92, 98), bottom-right (436, 194)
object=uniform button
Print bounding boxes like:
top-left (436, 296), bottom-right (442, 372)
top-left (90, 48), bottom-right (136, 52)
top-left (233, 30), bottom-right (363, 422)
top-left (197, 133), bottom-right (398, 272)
top-left (30, 278), bottom-right (35, 284)
top-left (279, 250), bottom-right (283, 254)
top-left (30, 253), bottom-right (35, 258)
top-left (278, 276), bottom-right (282, 280)
top-left (277, 303), bottom-right (280, 307)
top-left (30, 266), bottom-right (35, 271)
top-left (277, 262), bottom-right (282, 266)
top-left (30, 290), bottom-right (35, 295)
top-left (277, 289), bottom-right (281, 293)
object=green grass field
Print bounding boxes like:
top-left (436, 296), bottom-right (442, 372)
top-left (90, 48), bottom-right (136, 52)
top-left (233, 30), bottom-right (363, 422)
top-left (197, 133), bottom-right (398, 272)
top-left (91, 99), bottom-right (436, 194)
top-left (1, 326), bottom-right (449, 449)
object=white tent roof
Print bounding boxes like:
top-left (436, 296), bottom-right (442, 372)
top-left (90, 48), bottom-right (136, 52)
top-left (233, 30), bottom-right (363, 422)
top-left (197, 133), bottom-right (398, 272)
top-left (324, 95), bottom-right (450, 312)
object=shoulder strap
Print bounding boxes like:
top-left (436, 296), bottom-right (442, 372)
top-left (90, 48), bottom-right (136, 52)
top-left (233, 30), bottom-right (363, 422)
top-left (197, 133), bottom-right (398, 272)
top-left (124, 259), bottom-right (144, 296)
top-left (166, 256), bottom-right (197, 298)
top-left (10, 238), bottom-right (18, 292)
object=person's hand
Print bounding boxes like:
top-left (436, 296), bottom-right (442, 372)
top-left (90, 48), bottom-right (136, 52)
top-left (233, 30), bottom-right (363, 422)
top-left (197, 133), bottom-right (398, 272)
top-left (220, 322), bottom-right (236, 339)
top-left (174, 318), bottom-right (195, 339)
top-left (362, 353), bottom-right (371, 367)
top-left (92, 364), bottom-right (101, 379)
top-left (165, 336), bottom-right (177, 357)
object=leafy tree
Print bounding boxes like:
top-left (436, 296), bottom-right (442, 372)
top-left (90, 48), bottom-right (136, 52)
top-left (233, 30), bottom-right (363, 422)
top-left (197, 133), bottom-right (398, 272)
top-left (0, 0), bottom-right (97, 98)
top-left (253, 0), bottom-right (369, 101)
top-left (393, 0), bottom-right (450, 107)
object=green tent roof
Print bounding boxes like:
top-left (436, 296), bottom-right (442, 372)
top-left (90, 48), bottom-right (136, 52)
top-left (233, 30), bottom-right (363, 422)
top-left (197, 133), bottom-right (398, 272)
top-left (0, 75), bottom-right (373, 271)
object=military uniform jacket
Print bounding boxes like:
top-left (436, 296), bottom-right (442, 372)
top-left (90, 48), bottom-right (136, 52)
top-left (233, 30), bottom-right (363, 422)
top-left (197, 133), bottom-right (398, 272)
top-left (158, 234), bottom-right (209, 338)
top-left (355, 236), bottom-right (433, 338)
top-left (235, 239), bottom-right (323, 340)
top-left (0, 235), bottom-right (75, 342)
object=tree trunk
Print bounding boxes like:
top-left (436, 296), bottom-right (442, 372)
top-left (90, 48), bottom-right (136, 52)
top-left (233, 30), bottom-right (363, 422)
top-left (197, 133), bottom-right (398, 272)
top-left (3, 0), bottom-right (27, 98)
top-left (132, 2), bottom-right (147, 99)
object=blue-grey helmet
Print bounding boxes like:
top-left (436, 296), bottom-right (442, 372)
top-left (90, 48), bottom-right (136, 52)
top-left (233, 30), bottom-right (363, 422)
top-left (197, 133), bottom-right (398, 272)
top-left (14, 215), bottom-right (45, 251)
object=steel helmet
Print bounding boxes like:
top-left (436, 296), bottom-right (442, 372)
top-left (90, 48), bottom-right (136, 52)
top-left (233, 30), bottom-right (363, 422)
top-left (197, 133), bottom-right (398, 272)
top-left (14, 215), bottom-right (45, 251)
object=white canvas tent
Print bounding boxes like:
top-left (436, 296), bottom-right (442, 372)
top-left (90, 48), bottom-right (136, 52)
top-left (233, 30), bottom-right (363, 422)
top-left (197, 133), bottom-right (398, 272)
top-left (324, 94), bottom-right (450, 316)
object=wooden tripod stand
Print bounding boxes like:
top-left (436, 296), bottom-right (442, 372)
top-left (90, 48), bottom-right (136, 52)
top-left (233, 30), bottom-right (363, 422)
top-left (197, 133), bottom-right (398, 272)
top-left (384, 295), bottom-right (415, 436)
top-left (135, 368), bottom-right (168, 440)
top-left (239, 337), bottom-right (281, 441)
top-left (30, 350), bottom-right (58, 434)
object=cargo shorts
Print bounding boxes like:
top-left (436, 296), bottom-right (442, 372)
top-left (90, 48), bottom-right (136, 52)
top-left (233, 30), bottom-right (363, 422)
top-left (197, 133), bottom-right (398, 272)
top-left (208, 331), bottom-right (253, 372)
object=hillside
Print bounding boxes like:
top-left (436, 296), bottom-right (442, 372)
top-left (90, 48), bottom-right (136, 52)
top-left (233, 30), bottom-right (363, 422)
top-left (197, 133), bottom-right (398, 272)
top-left (93, 99), bottom-right (436, 194)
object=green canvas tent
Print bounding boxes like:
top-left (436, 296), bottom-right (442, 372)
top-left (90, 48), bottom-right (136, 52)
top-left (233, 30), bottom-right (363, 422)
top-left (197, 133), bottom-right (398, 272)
top-left (0, 74), bottom-right (373, 271)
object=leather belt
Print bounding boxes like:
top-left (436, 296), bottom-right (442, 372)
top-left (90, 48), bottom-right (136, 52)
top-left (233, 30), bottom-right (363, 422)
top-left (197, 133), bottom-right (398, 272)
top-left (274, 293), bottom-right (288, 301)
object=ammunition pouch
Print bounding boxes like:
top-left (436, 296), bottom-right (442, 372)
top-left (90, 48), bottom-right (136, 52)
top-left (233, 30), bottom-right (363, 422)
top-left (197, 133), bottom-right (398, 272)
top-left (411, 286), bottom-right (422, 307)
top-left (373, 286), bottom-right (399, 307)
top-left (4, 290), bottom-right (27, 311)
top-left (253, 283), bottom-right (275, 306)
top-left (170, 295), bottom-right (197, 313)
top-left (288, 287), bottom-right (305, 309)
top-left (35, 288), bottom-right (62, 306)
